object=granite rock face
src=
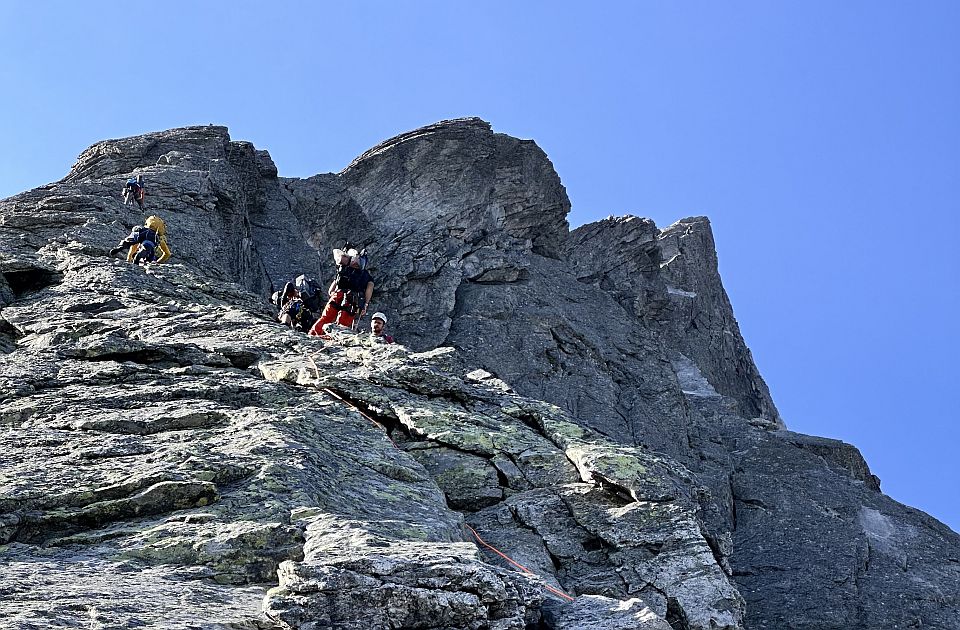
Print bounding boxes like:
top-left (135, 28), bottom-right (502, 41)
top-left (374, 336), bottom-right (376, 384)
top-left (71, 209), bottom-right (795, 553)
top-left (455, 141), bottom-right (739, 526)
top-left (565, 215), bottom-right (780, 426)
top-left (1, 119), bottom-right (958, 629)
top-left (0, 257), bottom-right (742, 628)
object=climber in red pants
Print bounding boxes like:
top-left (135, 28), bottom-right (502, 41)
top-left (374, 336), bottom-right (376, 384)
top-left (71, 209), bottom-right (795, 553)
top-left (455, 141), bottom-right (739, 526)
top-left (308, 247), bottom-right (374, 337)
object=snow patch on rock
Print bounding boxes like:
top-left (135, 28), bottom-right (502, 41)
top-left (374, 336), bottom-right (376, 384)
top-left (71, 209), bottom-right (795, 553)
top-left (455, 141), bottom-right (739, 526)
top-left (671, 353), bottom-right (720, 398)
top-left (667, 286), bottom-right (697, 298)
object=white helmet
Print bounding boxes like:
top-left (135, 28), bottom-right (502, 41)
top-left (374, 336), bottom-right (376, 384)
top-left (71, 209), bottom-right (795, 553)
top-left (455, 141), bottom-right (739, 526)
top-left (371, 312), bottom-right (387, 324)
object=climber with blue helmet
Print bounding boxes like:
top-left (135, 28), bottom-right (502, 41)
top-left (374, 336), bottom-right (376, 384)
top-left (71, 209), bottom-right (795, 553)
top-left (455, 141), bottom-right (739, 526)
top-left (123, 174), bottom-right (145, 211)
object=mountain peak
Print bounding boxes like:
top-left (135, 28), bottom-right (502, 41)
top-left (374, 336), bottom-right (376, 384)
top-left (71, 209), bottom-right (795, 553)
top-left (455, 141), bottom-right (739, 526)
top-left (1, 121), bottom-right (957, 629)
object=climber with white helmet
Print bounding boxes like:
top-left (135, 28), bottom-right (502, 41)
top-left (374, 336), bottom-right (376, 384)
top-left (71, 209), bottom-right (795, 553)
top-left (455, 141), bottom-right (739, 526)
top-left (308, 245), bottom-right (375, 337)
top-left (370, 312), bottom-right (395, 344)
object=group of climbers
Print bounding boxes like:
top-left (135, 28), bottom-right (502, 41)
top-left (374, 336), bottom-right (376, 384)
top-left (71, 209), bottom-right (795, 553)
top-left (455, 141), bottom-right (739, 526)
top-left (271, 246), bottom-right (394, 344)
top-left (108, 174), bottom-right (394, 343)
top-left (110, 175), bottom-right (173, 265)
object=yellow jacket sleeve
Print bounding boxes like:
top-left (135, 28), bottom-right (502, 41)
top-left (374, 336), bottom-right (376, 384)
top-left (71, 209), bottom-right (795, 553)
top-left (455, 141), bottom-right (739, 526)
top-left (156, 237), bottom-right (171, 263)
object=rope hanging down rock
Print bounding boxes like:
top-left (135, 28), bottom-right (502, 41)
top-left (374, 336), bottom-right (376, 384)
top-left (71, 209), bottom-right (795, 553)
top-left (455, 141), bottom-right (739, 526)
top-left (466, 525), bottom-right (575, 602)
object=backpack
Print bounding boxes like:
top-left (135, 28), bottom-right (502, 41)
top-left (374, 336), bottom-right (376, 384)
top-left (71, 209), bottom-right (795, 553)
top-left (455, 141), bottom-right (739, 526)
top-left (294, 275), bottom-right (326, 312)
top-left (295, 275), bottom-right (312, 297)
top-left (295, 275), bottom-right (326, 298)
top-left (144, 216), bottom-right (165, 235)
top-left (134, 227), bottom-right (158, 245)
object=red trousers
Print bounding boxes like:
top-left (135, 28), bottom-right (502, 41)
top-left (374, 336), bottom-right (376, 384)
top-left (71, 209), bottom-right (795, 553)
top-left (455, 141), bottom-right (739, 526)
top-left (308, 291), bottom-right (356, 336)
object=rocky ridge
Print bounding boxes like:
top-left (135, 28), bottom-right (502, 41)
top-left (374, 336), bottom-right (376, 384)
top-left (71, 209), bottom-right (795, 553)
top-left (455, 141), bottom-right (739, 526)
top-left (1, 119), bottom-right (957, 628)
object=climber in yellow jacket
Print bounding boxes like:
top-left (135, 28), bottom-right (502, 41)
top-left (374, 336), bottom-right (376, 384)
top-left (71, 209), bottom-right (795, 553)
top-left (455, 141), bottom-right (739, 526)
top-left (111, 215), bottom-right (172, 264)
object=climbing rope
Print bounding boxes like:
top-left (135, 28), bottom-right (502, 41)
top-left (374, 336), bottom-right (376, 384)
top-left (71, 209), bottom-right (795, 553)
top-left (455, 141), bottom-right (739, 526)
top-left (466, 525), bottom-right (575, 601)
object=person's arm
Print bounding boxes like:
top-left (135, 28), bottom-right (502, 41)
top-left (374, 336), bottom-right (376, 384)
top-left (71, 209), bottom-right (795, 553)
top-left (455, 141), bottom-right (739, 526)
top-left (156, 238), bottom-right (171, 263)
top-left (126, 244), bottom-right (137, 262)
top-left (362, 281), bottom-right (374, 315)
top-left (328, 277), bottom-right (338, 296)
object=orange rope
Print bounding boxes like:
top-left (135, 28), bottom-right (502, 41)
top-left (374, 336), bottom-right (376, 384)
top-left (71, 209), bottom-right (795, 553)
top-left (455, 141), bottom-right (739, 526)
top-left (466, 525), bottom-right (575, 602)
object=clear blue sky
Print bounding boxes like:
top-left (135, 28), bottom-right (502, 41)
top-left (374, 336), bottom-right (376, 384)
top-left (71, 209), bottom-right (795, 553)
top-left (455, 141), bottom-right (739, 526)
top-left (2, 2), bottom-right (957, 531)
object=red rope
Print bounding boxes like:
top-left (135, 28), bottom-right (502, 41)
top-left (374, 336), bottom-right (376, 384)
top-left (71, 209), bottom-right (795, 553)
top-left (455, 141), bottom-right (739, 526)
top-left (466, 525), bottom-right (575, 602)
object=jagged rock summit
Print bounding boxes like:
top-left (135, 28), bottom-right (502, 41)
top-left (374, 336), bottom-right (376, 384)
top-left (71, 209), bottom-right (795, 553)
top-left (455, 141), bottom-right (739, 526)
top-left (1, 118), bottom-right (957, 629)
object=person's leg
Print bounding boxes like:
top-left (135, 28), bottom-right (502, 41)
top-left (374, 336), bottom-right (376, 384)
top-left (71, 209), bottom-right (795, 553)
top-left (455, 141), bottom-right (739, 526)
top-left (335, 310), bottom-right (356, 329)
top-left (308, 302), bottom-right (339, 336)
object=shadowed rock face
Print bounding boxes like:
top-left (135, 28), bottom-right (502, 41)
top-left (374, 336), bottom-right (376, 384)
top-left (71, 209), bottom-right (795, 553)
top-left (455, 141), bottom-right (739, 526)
top-left (565, 215), bottom-right (780, 426)
top-left (0, 119), bottom-right (957, 629)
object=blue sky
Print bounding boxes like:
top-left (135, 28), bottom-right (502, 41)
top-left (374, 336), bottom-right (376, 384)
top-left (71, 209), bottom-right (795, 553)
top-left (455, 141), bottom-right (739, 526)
top-left (2, 1), bottom-right (957, 530)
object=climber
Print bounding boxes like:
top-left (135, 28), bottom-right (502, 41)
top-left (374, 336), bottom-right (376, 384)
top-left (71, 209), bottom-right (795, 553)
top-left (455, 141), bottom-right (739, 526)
top-left (123, 174), bottom-right (145, 211)
top-left (308, 247), bottom-right (375, 337)
top-left (143, 215), bottom-right (171, 263)
top-left (109, 224), bottom-right (159, 265)
top-left (108, 215), bottom-right (171, 265)
top-left (271, 281), bottom-right (297, 311)
top-left (369, 312), bottom-right (395, 344)
top-left (294, 274), bottom-right (327, 314)
top-left (278, 291), bottom-right (313, 332)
